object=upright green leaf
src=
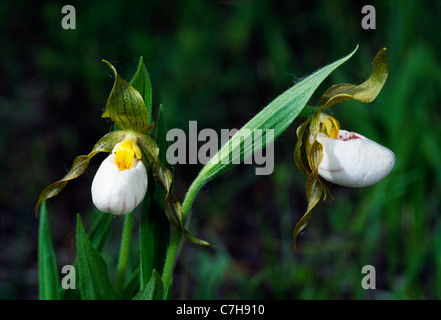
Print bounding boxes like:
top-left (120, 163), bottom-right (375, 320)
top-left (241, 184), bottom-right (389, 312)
top-left (38, 202), bottom-right (60, 300)
top-left (184, 46), bottom-right (359, 213)
top-left (76, 215), bottom-right (118, 300)
top-left (133, 270), bottom-right (164, 300)
top-left (60, 212), bottom-right (112, 300)
top-left (87, 212), bottom-right (112, 252)
top-left (140, 105), bottom-right (171, 288)
top-left (122, 267), bottom-right (141, 299)
top-left (130, 56), bottom-right (153, 125)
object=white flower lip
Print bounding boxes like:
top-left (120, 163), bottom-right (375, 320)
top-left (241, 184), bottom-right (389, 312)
top-left (91, 154), bottom-right (148, 215)
top-left (316, 130), bottom-right (395, 188)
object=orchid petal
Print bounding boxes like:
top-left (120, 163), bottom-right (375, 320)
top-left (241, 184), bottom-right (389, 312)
top-left (91, 154), bottom-right (148, 215)
top-left (317, 130), bottom-right (395, 187)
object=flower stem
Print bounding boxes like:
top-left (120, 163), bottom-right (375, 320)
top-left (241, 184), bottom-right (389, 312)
top-left (115, 210), bottom-right (135, 297)
top-left (161, 177), bottom-right (206, 294)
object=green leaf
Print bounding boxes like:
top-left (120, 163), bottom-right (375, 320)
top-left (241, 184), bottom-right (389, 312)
top-left (139, 105), bottom-right (171, 288)
top-left (122, 267), bottom-right (140, 299)
top-left (133, 270), bottom-right (164, 300)
top-left (182, 46), bottom-right (359, 216)
top-left (60, 213), bottom-right (112, 300)
top-left (130, 56), bottom-right (153, 125)
top-left (38, 201), bottom-right (60, 300)
top-left (197, 46), bottom-right (359, 184)
top-left (76, 214), bottom-right (118, 300)
top-left (87, 212), bottom-right (112, 252)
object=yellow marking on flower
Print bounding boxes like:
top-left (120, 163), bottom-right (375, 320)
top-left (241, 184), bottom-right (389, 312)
top-left (113, 136), bottom-right (142, 171)
top-left (319, 113), bottom-right (340, 139)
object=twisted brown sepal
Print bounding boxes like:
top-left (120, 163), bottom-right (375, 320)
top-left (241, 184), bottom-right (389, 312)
top-left (35, 131), bottom-right (127, 217)
top-left (293, 129), bottom-right (327, 251)
top-left (317, 48), bottom-right (388, 112)
top-left (137, 135), bottom-right (210, 246)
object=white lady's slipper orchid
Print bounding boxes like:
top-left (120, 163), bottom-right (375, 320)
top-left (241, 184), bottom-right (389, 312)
top-left (35, 59), bottom-right (209, 245)
top-left (91, 136), bottom-right (148, 215)
top-left (316, 130), bottom-right (395, 187)
top-left (290, 48), bottom-right (392, 251)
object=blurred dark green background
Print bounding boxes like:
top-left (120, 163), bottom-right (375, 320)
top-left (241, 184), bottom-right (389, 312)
top-left (1, 0), bottom-right (441, 299)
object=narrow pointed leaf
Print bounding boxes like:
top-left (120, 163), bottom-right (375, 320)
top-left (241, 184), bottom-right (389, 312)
top-left (122, 267), bottom-right (141, 299)
top-left (140, 105), bottom-right (171, 288)
top-left (87, 212), bottom-right (112, 252)
top-left (60, 213), bottom-right (113, 300)
top-left (196, 46), bottom-right (358, 187)
top-left (129, 56), bottom-right (153, 125)
top-left (179, 46), bottom-right (359, 225)
top-left (133, 269), bottom-right (164, 300)
top-left (76, 215), bottom-right (118, 300)
top-left (38, 202), bottom-right (60, 300)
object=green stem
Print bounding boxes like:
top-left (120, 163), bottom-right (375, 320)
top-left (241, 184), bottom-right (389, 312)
top-left (115, 211), bottom-right (135, 297)
top-left (160, 105), bottom-right (315, 294)
top-left (298, 105), bottom-right (316, 118)
top-left (161, 177), bottom-right (206, 293)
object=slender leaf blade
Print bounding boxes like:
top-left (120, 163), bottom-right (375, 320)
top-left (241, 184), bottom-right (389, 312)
top-left (130, 56), bottom-right (153, 125)
top-left (87, 212), bottom-right (112, 252)
top-left (139, 105), bottom-right (171, 288)
top-left (38, 201), bottom-right (60, 300)
top-left (122, 267), bottom-right (141, 299)
top-left (198, 46), bottom-right (359, 183)
top-left (60, 212), bottom-right (112, 300)
top-left (76, 214), bottom-right (118, 300)
top-left (133, 269), bottom-right (164, 300)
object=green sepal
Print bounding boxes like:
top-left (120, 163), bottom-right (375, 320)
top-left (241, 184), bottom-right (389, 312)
top-left (153, 152), bottom-right (210, 246)
top-left (294, 120), bottom-right (313, 177)
top-left (35, 130), bottom-right (127, 217)
top-left (102, 60), bottom-right (154, 133)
